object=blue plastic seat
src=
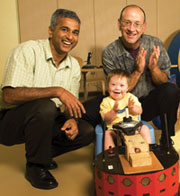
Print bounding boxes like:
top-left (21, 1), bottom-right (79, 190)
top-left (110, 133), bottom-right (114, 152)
top-left (95, 124), bottom-right (104, 155)
top-left (95, 119), bottom-right (155, 155)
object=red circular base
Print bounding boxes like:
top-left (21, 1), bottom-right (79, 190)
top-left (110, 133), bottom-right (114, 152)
top-left (95, 146), bottom-right (179, 196)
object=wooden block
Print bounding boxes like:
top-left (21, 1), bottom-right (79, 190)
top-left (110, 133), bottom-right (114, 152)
top-left (129, 152), bottom-right (152, 167)
top-left (119, 152), bottom-right (164, 174)
top-left (124, 133), bottom-right (149, 161)
top-left (123, 133), bottom-right (144, 142)
top-left (125, 140), bottom-right (149, 153)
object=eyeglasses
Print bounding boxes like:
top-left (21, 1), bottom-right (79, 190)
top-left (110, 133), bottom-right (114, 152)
top-left (121, 20), bottom-right (144, 29)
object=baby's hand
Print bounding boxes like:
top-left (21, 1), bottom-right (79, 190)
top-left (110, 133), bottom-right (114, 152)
top-left (128, 96), bottom-right (135, 108)
top-left (113, 100), bottom-right (119, 113)
top-left (128, 96), bottom-right (135, 109)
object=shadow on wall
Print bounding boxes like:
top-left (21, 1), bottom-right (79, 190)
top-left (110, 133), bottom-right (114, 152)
top-left (95, 47), bottom-right (104, 65)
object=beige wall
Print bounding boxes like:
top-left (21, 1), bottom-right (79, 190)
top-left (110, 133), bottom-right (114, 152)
top-left (1, 0), bottom-right (180, 91)
top-left (0, 0), bottom-right (19, 84)
top-left (18, 0), bottom-right (180, 64)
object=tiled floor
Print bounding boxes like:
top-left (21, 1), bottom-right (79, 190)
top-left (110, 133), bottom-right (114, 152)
top-left (0, 119), bottom-right (180, 196)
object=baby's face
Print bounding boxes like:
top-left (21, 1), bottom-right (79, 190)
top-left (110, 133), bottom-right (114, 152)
top-left (108, 75), bottom-right (129, 100)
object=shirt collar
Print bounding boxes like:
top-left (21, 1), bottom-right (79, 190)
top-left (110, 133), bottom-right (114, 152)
top-left (43, 39), bottom-right (72, 69)
top-left (59, 55), bottom-right (72, 69)
top-left (118, 36), bottom-right (144, 57)
top-left (43, 39), bottom-right (53, 60)
top-left (118, 37), bottom-right (129, 56)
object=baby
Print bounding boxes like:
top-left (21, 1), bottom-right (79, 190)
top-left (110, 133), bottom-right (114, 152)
top-left (100, 69), bottom-right (151, 150)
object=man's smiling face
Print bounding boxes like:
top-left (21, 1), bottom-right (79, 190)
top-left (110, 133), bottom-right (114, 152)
top-left (48, 17), bottom-right (80, 55)
top-left (118, 6), bottom-right (146, 49)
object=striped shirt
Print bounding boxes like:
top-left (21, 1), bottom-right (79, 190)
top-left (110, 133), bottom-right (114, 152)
top-left (1, 39), bottom-right (81, 108)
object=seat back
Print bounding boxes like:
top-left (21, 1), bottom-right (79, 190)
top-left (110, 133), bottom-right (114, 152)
top-left (95, 119), bottom-right (155, 155)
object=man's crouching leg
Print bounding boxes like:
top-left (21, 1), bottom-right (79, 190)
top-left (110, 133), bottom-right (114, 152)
top-left (23, 98), bottom-right (59, 189)
top-left (51, 119), bottom-right (95, 157)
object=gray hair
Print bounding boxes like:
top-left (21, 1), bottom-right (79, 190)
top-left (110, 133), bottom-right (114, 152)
top-left (50, 9), bottom-right (81, 30)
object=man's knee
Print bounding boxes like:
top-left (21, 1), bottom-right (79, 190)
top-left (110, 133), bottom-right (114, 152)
top-left (158, 83), bottom-right (180, 104)
top-left (162, 83), bottom-right (179, 96)
top-left (82, 95), bottom-right (104, 127)
top-left (78, 119), bottom-right (95, 145)
top-left (27, 98), bottom-right (58, 121)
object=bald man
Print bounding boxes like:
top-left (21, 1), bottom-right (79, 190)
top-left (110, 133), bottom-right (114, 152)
top-left (100, 4), bottom-right (180, 149)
